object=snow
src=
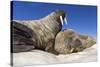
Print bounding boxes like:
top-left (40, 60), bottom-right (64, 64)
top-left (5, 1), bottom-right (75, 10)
top-left (12, 44), bottom-right (97, 67)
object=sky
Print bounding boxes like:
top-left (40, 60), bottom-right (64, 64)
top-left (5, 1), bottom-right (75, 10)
top-left (11, 1), bottom-right (97, 38)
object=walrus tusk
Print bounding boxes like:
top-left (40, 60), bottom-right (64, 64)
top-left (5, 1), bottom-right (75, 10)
top-left (70, 48), bottom-right (74, 53)
top-left (60, 15), bottom-right (68, 26)
top-left (64, 17), bottom-right (68, 25)
top-left (60, 16), bottom-right (64, 26)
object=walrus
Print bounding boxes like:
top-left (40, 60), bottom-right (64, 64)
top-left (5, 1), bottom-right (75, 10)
top-left (55, 29), bottom-right (96, 54)
top-left (12, 10), bottom-right (67, 55)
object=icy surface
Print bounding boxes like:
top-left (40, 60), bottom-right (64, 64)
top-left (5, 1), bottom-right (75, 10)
top-left (13, 44), bottom-right (97, 66)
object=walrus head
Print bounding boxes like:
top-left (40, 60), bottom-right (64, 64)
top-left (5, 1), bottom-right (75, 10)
top-left (40, 10), bottom-right (67, 36)
top-left (43, 10), bottom-right (67, 31)
top-left (51, 10), bottom-right (67, 27)
top-left (55, 29), bottom-right (96, 54)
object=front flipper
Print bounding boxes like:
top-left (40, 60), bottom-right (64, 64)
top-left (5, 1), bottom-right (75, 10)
top-left (12, 21), bottom-right (33, 38)
top-left (45, 39), bottom-right (59, 55)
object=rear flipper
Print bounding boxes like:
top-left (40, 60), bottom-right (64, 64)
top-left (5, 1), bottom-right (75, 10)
top-left (11, 33), bottom-right (35, 53)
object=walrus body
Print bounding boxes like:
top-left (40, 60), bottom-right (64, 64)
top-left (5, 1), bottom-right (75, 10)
top-left (55, 29), bottom-right (96, 54)
top-left (12, 10), bottom-right (66, 54)
top-left (12, 10), bottom-right (95, 55)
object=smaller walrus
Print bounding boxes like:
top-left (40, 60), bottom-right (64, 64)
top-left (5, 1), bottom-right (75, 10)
top-left (55, 29), bottom-right (96, 54)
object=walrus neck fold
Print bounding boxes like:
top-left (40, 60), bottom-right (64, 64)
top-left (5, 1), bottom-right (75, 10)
top-left (40, 14), bottom-right (62, 36)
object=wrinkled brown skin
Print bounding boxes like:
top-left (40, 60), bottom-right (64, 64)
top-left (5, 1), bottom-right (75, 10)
top-left (55, 29), bottom-right (96, 54)
top-left (13, 10), bottom-right (66, 55)
top-left (12, 10), bottom-right (96, 55)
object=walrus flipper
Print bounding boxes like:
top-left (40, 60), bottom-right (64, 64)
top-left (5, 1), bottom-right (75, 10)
top-left (11, 21), bottom-right (36, 53)
top-left (12, 21), bottom-right (33, 38)
top-left (12, 34), bottom-right (35, 53)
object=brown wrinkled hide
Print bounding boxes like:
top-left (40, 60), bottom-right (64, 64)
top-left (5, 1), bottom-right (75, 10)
top-left (12, 10), bottom-right (96, 55)
top-left (55, 29), bottom-right (96, 54)
top-left (13, 10), bottom-right (65, 55)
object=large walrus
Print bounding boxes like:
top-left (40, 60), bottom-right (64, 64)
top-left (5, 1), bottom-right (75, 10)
top-left (55, 29), bottom-right (96, 54)
top-left (12, 10), bottom-right (67, 54)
